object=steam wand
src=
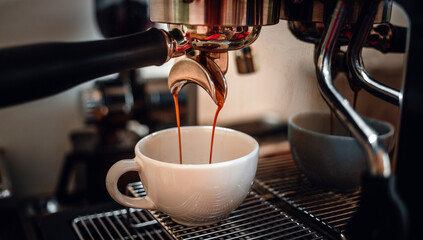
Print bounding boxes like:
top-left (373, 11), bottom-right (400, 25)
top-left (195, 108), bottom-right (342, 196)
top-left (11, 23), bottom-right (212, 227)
top-left (315, 0), bottom-right (390, 177)
top-left (346, 0), bottom-right (401, 107)
top-left (315, 0), bottom-right (408, 238)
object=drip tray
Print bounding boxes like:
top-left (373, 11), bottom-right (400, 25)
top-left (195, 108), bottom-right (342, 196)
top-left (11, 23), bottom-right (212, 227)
top-left (72, 206), bottom-right (172, 239)
top-left (254, 154), bottom-right (361, 238)
top-left (71, 153), bottom-right (361, 239)
top-left (129, 183), bottom-right (323, 240)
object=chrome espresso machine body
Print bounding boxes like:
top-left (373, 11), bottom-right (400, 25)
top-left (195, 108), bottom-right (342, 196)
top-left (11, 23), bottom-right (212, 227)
top-left (0, 0), bottom-right (422, 239)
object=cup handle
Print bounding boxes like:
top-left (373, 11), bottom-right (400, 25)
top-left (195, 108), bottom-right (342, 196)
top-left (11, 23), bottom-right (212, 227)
top-left (106, 159), bottom-right (155, 209)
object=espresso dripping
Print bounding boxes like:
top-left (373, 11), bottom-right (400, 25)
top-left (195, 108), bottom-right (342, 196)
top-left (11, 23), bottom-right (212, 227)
top-left (173, 79), bottom-right (225, 165)
top-left (173, 94), bottom-right (183, 164)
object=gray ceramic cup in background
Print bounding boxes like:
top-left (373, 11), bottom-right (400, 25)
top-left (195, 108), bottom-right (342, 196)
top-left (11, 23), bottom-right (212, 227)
top-left (288, 111), bottom-right (395, 190)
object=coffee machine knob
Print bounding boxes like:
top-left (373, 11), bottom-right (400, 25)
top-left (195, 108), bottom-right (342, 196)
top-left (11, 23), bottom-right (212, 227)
top-left (81, 86), bottom-right (108, 123)
top-left (80, 78), bottom-right (134, 124)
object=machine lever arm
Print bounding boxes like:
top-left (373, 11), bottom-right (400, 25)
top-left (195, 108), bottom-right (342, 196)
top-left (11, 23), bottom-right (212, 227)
top-left (0, 28), bottom-right (170, 108)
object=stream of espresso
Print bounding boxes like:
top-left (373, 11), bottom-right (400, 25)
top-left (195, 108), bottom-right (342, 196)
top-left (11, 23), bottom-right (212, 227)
top-left (209, 104), bottom-right (223, 164)
top-left (173, 91), bottom-right (224, 165)
top-left (173, 94), bottom-right (183, 164)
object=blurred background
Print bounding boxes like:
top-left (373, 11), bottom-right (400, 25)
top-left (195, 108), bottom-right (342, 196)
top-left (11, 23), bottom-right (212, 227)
top-left (0, 0), bottom-right (406, 201)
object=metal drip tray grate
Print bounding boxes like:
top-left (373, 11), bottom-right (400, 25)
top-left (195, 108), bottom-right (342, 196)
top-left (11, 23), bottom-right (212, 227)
top-left (72, 205), bottom-right (172, 239)
top-left (71, 152), bottom-right (361, 239)
top-left (128, 182), bottom-right (323, 240)
top-left (255, 154), bottom-right (361, 234)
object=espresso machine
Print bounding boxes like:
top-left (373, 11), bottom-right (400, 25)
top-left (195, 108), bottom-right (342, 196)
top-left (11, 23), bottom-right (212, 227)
top-left (0, 0), bottom-right (422, 239)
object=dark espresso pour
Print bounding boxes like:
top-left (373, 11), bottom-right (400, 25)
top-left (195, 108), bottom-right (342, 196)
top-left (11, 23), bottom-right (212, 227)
top-left (173, 91), bottom-right (225, 164)
top-left (209, 104), bottom-right (223, 164)
top-left (173, 94), bottom-right (183, 164)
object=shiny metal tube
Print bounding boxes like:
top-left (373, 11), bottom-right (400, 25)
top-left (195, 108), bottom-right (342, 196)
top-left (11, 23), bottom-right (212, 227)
top-left (347, 0), bottom-right (401, 106)
top-left (315, 0), bottom-right (391, 177)
top-left (288, 20), bottom-right (406, 54)
top-left (280, 0), bottom-right (392, 23)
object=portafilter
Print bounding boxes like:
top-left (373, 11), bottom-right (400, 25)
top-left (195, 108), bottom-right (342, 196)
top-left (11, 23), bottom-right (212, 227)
top-left (0, 0), bottom-right (280, 108)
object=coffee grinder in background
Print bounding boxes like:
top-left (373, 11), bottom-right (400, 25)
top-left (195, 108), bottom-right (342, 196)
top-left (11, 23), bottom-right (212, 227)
top-left (55, 0), bottom-right (189, 205)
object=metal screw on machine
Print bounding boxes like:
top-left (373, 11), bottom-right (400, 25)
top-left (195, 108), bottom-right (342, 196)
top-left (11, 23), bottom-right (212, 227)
top-left (236, 47), bottom-right (257, 74)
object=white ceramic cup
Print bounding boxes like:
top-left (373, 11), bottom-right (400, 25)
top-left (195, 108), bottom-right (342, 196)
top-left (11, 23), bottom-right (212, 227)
top-left (106, 126), bottom-right (259, 226)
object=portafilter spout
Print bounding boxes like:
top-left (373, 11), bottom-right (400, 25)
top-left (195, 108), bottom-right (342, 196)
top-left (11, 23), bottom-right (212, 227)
top-left (163, 24), bottom-right (261, 106)
top-left (150, 0), bottom-right (281, 105)
top-left (164, 24), bottom-right (261, 105)
top-left (168, 53), bottom-right (227, 106)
